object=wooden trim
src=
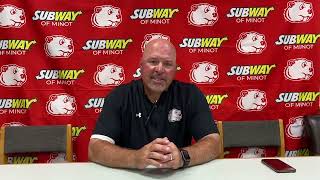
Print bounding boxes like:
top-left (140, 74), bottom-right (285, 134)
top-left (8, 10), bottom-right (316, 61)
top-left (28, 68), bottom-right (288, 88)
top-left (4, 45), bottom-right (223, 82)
top-left (0, 126), bottom-right (7, 164)
top-left (217, 121), bottom-right (224, 159)
top-left (278, 119), bottom-right (285, 157)
top-left (66, 124), bottom-right (73, 162)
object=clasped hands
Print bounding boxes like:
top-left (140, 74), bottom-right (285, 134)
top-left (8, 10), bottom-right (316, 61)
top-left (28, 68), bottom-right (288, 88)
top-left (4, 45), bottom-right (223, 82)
top-left (134, 137), bottom-right (183, 169)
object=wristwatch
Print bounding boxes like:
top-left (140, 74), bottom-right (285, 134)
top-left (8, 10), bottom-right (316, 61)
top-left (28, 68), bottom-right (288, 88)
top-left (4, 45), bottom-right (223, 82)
top-left (179, 149), bottom-right (190, 168)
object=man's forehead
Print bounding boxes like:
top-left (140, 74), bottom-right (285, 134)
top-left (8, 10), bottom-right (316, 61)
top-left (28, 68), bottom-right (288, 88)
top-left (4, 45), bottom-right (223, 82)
top-left (143, 50), bottom-right (175, 60)
top-left (142, 39), bottom-right (176, 62)
top-left (146, 55), bottom-right (175, 61)
top-left (144, 39), bottom-right (175, 52)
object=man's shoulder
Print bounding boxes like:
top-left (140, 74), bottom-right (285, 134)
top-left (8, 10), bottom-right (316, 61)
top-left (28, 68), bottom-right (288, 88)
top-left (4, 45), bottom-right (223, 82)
top-left (171, 80), bottom-right (198, 92)
top-left (103, 80), bottom-right (142, 108)
top-left (168, 81), bottom-right (206, 108)
top-left (168, 81), bottom-right (202, 99)
top-left (110, 79), bottom-right (142, 94)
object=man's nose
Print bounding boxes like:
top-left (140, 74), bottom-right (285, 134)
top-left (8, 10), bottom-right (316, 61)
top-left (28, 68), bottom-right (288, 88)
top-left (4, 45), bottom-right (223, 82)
top-left (155, 63), bottom-right (164, 72)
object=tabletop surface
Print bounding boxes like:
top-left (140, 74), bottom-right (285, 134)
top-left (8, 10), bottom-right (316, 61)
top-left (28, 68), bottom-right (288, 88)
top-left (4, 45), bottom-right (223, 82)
top-left (1, 156), bottom-right (318, 180)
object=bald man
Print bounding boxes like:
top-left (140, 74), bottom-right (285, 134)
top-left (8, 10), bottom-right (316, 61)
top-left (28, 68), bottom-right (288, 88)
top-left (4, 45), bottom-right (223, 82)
top-left (88, 39), bottom-right (220, 169)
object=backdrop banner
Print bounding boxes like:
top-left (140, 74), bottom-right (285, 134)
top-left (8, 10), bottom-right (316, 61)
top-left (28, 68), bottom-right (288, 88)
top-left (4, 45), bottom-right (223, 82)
top-left (0, 0), bottom-right (319, 162)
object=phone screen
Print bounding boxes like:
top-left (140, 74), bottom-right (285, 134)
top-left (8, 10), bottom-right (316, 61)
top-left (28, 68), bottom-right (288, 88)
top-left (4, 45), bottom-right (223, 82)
top-left (261, 159), bottom-right (296, 173)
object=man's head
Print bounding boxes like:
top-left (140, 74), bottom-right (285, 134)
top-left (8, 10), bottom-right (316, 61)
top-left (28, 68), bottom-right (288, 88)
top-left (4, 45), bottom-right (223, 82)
top-left (140, 39), bottom-right (177, 96)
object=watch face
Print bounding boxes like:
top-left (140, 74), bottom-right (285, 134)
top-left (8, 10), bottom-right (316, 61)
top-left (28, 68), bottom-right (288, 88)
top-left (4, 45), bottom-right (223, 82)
top-left (180, 149), bottom-right (190, 167)
top-left (182, 150), bottom-right (190, 160)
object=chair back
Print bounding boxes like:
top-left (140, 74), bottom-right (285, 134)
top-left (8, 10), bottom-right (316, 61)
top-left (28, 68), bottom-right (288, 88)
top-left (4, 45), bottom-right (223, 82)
top-left (217, 119), bottom-right (285, 158)
top-left (0, 124), bottom-right (73, 164)
top-left (304, 114), bottom-right (320, 155)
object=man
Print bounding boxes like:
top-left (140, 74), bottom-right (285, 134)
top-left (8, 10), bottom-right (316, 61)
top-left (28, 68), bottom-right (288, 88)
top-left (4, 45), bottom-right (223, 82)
top-left (88, 39), bottom-right (220, 169)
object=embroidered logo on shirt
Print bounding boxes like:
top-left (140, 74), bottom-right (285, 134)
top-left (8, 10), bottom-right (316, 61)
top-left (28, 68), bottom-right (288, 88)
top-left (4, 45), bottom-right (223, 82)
top-left (136, 112), bottom-right (142, 118)
top-left (168, 108), bottom-right (182, 122)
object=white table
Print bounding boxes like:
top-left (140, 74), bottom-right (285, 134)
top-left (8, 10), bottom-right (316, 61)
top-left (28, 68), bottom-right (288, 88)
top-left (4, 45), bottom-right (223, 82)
top-left (1, 157), bottom-right (318, 180)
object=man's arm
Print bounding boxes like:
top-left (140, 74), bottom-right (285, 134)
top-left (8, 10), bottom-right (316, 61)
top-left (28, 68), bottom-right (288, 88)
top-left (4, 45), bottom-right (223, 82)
top-left (169, 84), bottom-right (221, 167)
top-left (160, 133), bottom-right (221, 169)
top-left (183, 133), bottom-right (221, 166)
top-left (88, 137), bottom-right (173, 169)
top-left (88, 138), bottom-right (136, 168)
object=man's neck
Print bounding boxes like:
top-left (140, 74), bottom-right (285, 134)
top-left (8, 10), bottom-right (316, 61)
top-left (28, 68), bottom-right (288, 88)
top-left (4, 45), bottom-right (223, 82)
top-left (143, 87), bottom-right (161, 104)
top-left (146, 92), bottom-right (160, 104)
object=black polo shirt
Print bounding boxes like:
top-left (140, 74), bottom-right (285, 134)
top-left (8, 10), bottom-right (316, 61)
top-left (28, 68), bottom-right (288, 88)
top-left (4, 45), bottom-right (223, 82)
top-left (92, 79), bottom-right (218, 149)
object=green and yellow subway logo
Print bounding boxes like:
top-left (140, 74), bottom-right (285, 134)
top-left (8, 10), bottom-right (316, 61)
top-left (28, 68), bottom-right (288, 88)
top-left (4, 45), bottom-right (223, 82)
top-left (227, 64), bottom-right (276, 81)
top-left (227, 7), bottom-right (274, 18)
top-left (8, 156), bottom-right (38, 164)
top-left (206, 94), bottom-right (228, 110)
top-left (0, 98), bottom-right (36, 114)
top-left (179, 37), bottom-right (228, 53)
top-left (36, 69), bottom-right (84, 86)
top-left (130, 8), bottom-right (179, 24)
top-left (36, 69), bottom-right (84, 80)
top-left (32, 10), bottom-right (82, 26)
top-left (82, 39), bottom-right (133, 55)
top-left (275, 33), bottom-right (320, 50)
top-left (72, 126), bottom-right (87, 137)
top-left (0, 98), bottom-right (37, 109)
top-left (0, 39), bottom-right (36, 55)
top-left (276, 92), bottom-right (320, 108)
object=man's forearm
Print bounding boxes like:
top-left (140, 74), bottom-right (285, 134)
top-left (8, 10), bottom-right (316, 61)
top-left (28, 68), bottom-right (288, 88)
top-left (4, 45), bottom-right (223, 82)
top-left (88, 134), bottom-right (221, 169)
top-left (88, 138), bottom-right (137, 168)
top-left (184, 133), bottom-right (221, 167)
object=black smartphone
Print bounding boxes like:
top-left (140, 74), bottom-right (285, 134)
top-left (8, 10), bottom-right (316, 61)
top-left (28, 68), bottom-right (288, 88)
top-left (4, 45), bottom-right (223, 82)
top-left (261, 159), bottom-right (296, 173)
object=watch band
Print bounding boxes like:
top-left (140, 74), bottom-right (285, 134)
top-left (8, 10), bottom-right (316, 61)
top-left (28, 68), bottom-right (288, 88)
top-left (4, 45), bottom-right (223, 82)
top-left (180, 149), bottom-right (190, 168)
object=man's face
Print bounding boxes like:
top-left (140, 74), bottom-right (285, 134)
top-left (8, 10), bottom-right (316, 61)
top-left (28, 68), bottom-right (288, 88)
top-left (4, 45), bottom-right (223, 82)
top-left (140, 41), bottom-right (177, 94)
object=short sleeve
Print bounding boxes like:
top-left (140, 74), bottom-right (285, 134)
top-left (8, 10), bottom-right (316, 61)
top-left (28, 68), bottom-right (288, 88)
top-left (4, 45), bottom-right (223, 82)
top-left (188, 85), bottom-right (218, 141)
top-left (92, 88), bottom-right (123, 143)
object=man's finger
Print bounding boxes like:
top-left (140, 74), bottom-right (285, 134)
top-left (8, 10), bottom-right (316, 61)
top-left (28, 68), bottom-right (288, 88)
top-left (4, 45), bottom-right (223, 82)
top-left (146, 158), bottom-right (163, 168)
top-left (148, 151), bottom-right (167, 161)
top-left (150, 143), bottom-right (171, 154)
top-left (152, 137), bottom-right (170, 145)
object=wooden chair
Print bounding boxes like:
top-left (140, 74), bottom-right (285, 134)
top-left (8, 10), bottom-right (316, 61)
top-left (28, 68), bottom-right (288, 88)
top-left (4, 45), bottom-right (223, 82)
top-left (217, 119), bottom-right (285, 158)
top-left (304, 114), bottom-right (320, 155)
top-left (0, 124), bottom-right (73, 164)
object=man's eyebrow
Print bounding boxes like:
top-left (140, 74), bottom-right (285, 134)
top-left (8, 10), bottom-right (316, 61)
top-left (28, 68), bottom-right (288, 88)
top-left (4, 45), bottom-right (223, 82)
top-left (146, 57), bottom-right (157, 61)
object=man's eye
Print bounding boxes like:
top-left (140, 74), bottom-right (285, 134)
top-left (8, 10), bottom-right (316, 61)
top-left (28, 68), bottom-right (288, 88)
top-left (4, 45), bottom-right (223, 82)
top-left (164, 63), bottom-right (173, 67)
top-left (149, 60), bottom-right (158, 65)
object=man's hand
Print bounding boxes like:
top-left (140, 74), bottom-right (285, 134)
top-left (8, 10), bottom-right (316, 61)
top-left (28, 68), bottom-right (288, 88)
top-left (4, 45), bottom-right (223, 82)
top-left (133, 137), bottom-right (183, 169)
top-left (134, 137), bottom-right (173, 169)
top-left (160, 141), bottom-right (183, 169)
